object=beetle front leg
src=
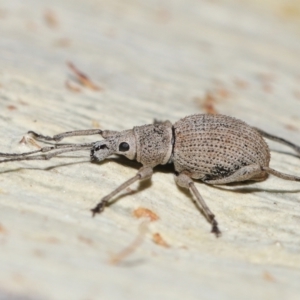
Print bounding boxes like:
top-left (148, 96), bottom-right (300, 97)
top-left (0, 143), bottom-right (93, 163)
top-left (175, 172), bottom-right (221, 237)
top-left (28, 129), bottom-right (103, 142)
top-left (91, 166), bottom-right (153, 216)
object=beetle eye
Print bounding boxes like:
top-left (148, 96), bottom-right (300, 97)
top-left (119, 142), bottom-right (130, 152)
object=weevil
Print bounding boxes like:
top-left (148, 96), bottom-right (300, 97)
top-left (1, 114), bottom-right (300, 236)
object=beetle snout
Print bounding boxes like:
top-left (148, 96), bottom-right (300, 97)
top-left (90, 141), bottom-right (112, 162)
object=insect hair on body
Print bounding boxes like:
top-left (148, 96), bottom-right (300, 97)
top-left (1, 114), bottom-right (300, 237)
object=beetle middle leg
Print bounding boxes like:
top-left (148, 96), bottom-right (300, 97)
top-left (91, 166), bottom-right (153, 216)
top-left (175, 172), bottom-right (221, 237)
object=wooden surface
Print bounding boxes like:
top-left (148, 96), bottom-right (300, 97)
top-left (0, 0), bottom-right (300, 299)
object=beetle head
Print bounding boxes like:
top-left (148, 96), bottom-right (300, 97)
top-left (90, 130), bottom-right (136, 162)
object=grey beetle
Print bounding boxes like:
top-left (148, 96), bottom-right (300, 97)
top-left (1, 114), bottom-right (300, 236)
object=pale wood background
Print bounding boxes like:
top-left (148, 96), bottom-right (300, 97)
top-left (0, 0), bottom-right (300, 299)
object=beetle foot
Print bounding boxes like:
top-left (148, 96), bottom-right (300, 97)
top-left (211, 220), bottom-right (222, 238)
top-left (91, 202), bottom-right (106, 217)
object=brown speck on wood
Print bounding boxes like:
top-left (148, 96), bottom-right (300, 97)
top-left (45, 237), bottom-right (61, 244)
top-left (152, 232), bottom-right (169, 248)
top-left (156, 8), bottom-right (172, 24)
top-left (19, 136), bottom-right (26, 144)
top-left (19, 135), bottom-right (42, 149)
top-left (279, 4), bottom-right (300, 20)
top-left (133, 207), bottom-right (159, 222)
top-left (54, 38), bottom-right (71, 48)
top-left (33, 249), bottom-right (45, 257)
top-left (196, 92), bottom-right (218, 114)
top-left (0, 223), bottom-right (7, 234)
top-left (263, 271), bottom-right (276, 282)
top-left (92, 120), bottom-right (101, 128)
top-left (262, 83), bottom-right (273, 93)
top-left (258, 73), bottom-right (275, 94)
top-left (7, 105), bottom-right (17, 111)
top-left (44, 9), bottom-right (59, 29)
top-left (67, 61), bottom-right (102, 91)
top-left (78, 235), bottom-right (94, 246)
top-left (65, 80), bottom-right (82, 93)
top-left (216, 87), bottom-right (230, 99)
top-left (18, 99), bottom-right (28, 105)
top-left (285, 124), bottom-right (298, 131)
top-left (109, 221), bottom-right (149, 265)
top-left (234, 78), bottom-right (249, 89)
top-left (31, 139), bottom-right (41, 148)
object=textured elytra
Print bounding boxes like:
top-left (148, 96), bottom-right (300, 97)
top-left (173, 114), bottom-right (270, 180)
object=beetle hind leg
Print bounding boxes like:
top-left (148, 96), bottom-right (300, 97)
top-left (254, 128), bottom-right (300, 155)
top-left (251, 171), bottom-right (268, 181)
top-left (262, 167), bottom-right (300, 182)
top-left (175, 172), bottom-right (221, 237)
top-left (203, 164), bottom-right (264, 185)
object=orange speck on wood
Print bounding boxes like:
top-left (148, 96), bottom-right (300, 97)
top-left (201, 92), bottom-right (218, 114)
top-left (44, 9), bottom-right (59, 28)
top-left (67, 61), bottom-right (102, 91)
top-left (152, 233), bottom-right (169, 248)
top-left (133, 207), bottom-right (159, 221)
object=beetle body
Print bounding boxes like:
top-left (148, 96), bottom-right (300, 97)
top-left (92, 114), bottom-right (270, 183)
top-left (1, 113), bottom-right (300, 236)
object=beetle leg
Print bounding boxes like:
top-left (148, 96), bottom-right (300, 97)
top-left (203, 164), bottom-right (263, 185)
top-left (91, 166), bottom-right (153, 216)
top-left (254, 128), bottom-right (300, 155)
top-left (262, 167), bottom-right (300, 181)
top-left (204, 164), bottom-right (300, 184)
top-left (28, 129), bottom-right (103, 142)
top-left (0, 143), bottom-right (93, 163)
top-left (175, 172), bottom-right (221, 237)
